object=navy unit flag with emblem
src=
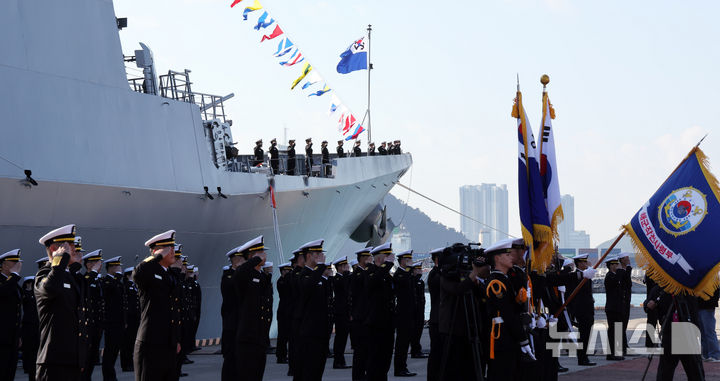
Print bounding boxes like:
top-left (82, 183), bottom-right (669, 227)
top-left (624, 147), bottom-right (720, 299)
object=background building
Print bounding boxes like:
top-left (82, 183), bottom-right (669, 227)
top-left (459, 184), bottom-right (508, 246)
top-left (558, 194), bottom-right (591, 249)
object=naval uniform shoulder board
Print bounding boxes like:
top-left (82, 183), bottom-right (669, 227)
top-left (143, 256), bottom-right (154, 263)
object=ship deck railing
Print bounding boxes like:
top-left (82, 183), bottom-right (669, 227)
top-left (227, 153), bottom-right (387, 177)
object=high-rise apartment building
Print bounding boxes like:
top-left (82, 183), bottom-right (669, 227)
top-left (459, 184), bottom-right (509, 246)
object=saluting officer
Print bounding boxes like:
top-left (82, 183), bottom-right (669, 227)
top-left (604, 255), bottom-right (626, 360)
top-left (253, 139), bottom-right (264, 166)
top-left (121, 267), bottom-right (140, 373)
top-left (484, 239), bottom-right (535, 381)
top-left (565, 254), bottom-right (597, 366)
top-left (378, 142), bottom-right (387, 156)
top-left (353, 140), bottom-right (362, 157)
top-left (305, 138), bottom-right (314, 174)
top-left (393, 249), bottom-right (418, 377)
top-left (269, 138), bottom-right (280, 174)
top-left (331, 256), bottom-right (352, 369)
top-left (0, 249), bottom-right (23, 381)
top-left (366, 243), bottom-right (396, 381)
top-left (350, 247), bottom-right (372, 381)
top-left (393, 140), bottom-right (402, 155)
top-left (410, 261), bottom-right (427, 358)
top-left (276, 262), bottom-right (293, 364)
top-left (36, 257), bottom-right (49, 270)
top-left (233, 236), bottom-right (272, 381)
top-left (336, 140), bottom-right (346, 158)
top-left (387, 141), bottom-right (394, 155)
top-left (221, 245), bottom-right (245, 380)
top-left (21, 274), bottom-right (40, 381)
top-left (81, 249), bottom-right (104, 381)
top-left (426, 247), bottom-right (443, 381)
top-left (133, 230), bottom-right (183, 381)
top-left (368, 142), bottom-right (376, 156)
top-left (101, 256), bottom-right (125, 381)
top-left (286, 139), bottom-right (297, 175)
top-left (297, 239), bottom-right (331, 381)
top-left (322, 141), bottom-right (331, 177)
top-left (35, 224), bottom-right (87, 380)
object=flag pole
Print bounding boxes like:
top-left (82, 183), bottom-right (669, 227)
top-left (366, 24), bottom-right (372, 145)
top-left (553, 230), bottom-right (626, 318)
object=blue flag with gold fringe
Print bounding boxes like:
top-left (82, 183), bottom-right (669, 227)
top-left (624, 147), bottom-right (720, 299)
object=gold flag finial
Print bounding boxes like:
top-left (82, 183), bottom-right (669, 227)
top-left (540, 74), bottom-right (550, 87)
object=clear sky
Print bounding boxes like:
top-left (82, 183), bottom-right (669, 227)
top-left (114, 0), bottom-right (719, 246)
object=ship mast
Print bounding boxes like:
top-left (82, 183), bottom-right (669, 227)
top-left (366, 24), bottom-right (372, 144)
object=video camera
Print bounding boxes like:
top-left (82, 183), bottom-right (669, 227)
top-left (439, 242), bottom-right (486, 279)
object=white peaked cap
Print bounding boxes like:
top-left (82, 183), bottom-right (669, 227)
top-left (82, 249), bottom-right (102, 261)
top-left (299, 239), bottom-right (325, 251)
top-left (370, 242), bottom-right (392, 255)
top-left (38, 224), bottom-right (76, 246)
top-left (103, 256), bottom-right (122, 264)
top-left (262, 261), bottom-right (273, 269)
top-left (124, 267), bottom-right (134, 274)
top-left (332, 256), bottom-right (349, 266)
top-left (349, 259), bottom-right (359, 266)
top-left (0, 249), bottom-right (21, 261)
top-left (144, 230), bottom-right (176, 248)
top-left (237, 235), bottom-right (264, 253)
top-left (618, 252), bottom-right (631, 259)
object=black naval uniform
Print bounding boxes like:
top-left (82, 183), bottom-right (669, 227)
top-left (289, 265), bottom-right (305, 379)
top-left (644, 275), bottom-right (658, 348)
top-left (253, 144), bottom-right (264, 166)
top-left (392, 266), bottom-right (416, 375)
top-left (298, 264), bottom-right (331, 381)
top-left (286, 143), bottom-right (297, 175)
top-left (332, 271), bottom-right (351, 367)
top-left (350, 265), bottom-right (370, 380)
top-left (176, 272), bottom-right (193, 377)
top-left (323, 272), bottom-right (334, 356)
top-left (322, 146), bottom-right (331, 177)
top-left (270, 144), bottom-right (280, 174)
top-left (368, 146), bottom-right (376, 156)
top-left (647, 285), bottom-right (705, 381)
top-left (81, 269), bottom-right (104, 381)
top-left (102, 272), bottom-right (126, 381)
top-left (133, 255), bottom-right (182, 381)
top-left (604, 267), bottom-right (627, 358)
top-left (220, 266), bottom-right (239, 380)
top-left (190, 277), bottom-right (202, 351)
top-left (410, 273), bottom-right (425, 356)
top-left (35, 254), bottom-right (87, 381)
top-left (336, 144), bottom-right (346, 158)
top-left (276, 270), bottom-right (292, 363)
top-left (233, 256), bottom-right (273, 381)
top-left (566, 269), bottom-right (595, 364)
top-left (485, 270), bottom-right (529, 381)
top-left (426, 266), bottom-right (441, 381)
top-left (621, 263), bottom-right (632, 355)
top-left (378, 146), bottom-right (387, 156)
top-left (21, 279), bottom-right (40, 381)
top-left (353, 145), bottom-right (362, 157)
top-left (365, 261), bottom-right (396, 381)
top-left (0, 271), bottom-right (22, 381)
top-left (305, 143), bottom-right (314, 174)
top-left (121, 274), bottom-right (140, 372)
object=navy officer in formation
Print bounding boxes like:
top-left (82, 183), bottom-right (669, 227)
top-left (0, 249), bottom-right (23, 381)
top-left (366, 243), bottom-right (397, 381)
top-left (350, 247), bottom-right (372, 380)
top-left (232, 236), bottom-right (273, 381)
top-left (220, 244), bottom-right (246, 380)
top-left (331, 256), bottom-right (352, 369)
top-left (101, 255), bottom-right (125, 381)
top-left (133, 230), bottom-right (183, 381)
top-left (80, 248), bottom-right (104, 381)
top-left (121, 266), bottom-right (140, 373)
top-left (35, 224), bottom-right (87, 380)
top-left (392, 249), bottom-right (418, 377)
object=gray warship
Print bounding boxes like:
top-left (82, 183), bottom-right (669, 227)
top-left (0, 0), bottom-right (411, 338)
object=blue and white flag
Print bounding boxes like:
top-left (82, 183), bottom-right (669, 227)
top-left (308, 84), bottom-right (331, 97)
top-left (273, 38), bottom-right (294, 57)
top-left (538, 90), bottom-right (563, 240)
top-left (301, 71), bottom-right (322, 90)
top-left (624, 147), bottom-right (720, 299)
top-left (336, 36), bottom-right (368, 74)
top-left (513, 90), bottom-right (553, 272)
top-left (253, 11), bottom-right (275, 30)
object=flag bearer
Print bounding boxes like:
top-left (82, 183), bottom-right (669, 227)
top-left (566, 254), bottom-right (597, 366)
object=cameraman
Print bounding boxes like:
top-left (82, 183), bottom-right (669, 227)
top-left (437, 244), bottom-right (485, 381)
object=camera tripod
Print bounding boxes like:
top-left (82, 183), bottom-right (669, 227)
top-left (438, 288), bottom-right (485, 381)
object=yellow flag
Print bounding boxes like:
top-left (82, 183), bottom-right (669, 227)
top-left (291, 63), bottom-right (312, 90)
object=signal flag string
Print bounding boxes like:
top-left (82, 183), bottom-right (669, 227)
top-left (395, 182), bottom-right (518, 240)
